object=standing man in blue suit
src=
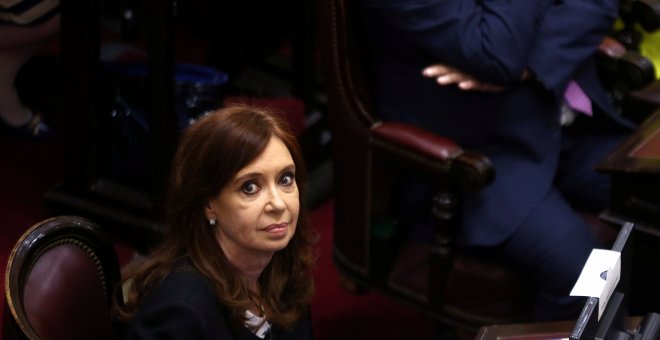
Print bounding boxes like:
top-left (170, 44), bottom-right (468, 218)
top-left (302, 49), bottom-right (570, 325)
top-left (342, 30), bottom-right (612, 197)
top-left (359, 0), bottom-right (636, 320)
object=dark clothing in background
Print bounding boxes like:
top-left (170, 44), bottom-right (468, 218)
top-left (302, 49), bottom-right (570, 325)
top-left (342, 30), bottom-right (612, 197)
top-left (359, 0), bottom-right (634, 320)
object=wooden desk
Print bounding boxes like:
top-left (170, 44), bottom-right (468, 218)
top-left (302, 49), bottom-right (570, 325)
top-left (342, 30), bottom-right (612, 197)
top-left (476, 317), bottom-right (642, 340)
top-left (597, 108), bottom-right (660, 234)
top-left (476, 320), bottom-right (575, 340)
top-left (597, 108), bottom-right (660, 317)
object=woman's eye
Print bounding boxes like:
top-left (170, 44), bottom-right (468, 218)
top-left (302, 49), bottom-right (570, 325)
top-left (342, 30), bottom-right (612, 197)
top-left (241, 181), bottom-right (260, 195)
top-left (280, 173), bottom-right (295, 186)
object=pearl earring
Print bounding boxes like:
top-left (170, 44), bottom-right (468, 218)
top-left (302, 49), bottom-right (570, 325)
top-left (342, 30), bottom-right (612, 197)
top-left (209, 218), bottom-right (216, 226)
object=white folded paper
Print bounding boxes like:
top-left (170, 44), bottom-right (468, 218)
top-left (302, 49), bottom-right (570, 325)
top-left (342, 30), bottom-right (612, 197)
top-left (570, 248), bottom-right (621, 320)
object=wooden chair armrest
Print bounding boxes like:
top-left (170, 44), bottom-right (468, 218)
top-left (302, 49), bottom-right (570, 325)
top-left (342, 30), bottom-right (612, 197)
top-left (597, 36), bottom-right (656, 92)
top-left (370, 121), bottom-right (494, 191)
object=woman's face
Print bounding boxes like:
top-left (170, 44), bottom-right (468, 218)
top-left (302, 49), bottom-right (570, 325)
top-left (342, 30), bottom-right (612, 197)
top-left (207, 136), bottom-right (300, 260)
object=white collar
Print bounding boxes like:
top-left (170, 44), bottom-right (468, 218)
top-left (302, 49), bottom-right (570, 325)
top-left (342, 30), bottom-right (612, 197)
top-left (244, 309), bottom-right (271, 339)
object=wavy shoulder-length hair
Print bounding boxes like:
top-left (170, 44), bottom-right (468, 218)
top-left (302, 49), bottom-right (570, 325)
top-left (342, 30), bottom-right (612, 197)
top-left (114, 103), bottom-right (318, 330)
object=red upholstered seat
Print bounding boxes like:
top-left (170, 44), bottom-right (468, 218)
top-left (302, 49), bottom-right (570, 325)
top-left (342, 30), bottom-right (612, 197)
top-left (3, 216), bottom-right (121, 340)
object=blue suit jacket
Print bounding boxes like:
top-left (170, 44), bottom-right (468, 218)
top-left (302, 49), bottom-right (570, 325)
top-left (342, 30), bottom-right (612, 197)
top-left (359, 0), bottom-right (632, 246)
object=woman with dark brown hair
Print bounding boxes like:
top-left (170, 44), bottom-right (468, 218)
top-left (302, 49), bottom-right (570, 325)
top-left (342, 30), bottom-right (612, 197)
top-left (114, 103), bottom-right (318, 339)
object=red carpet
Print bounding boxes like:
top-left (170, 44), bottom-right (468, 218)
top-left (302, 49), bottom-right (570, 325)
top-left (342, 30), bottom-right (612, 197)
top-left (0, 139), bottom-right (439, 339)
top-left (309, 200), bottom-right (438, 340)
